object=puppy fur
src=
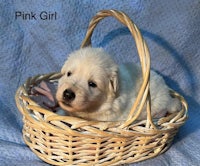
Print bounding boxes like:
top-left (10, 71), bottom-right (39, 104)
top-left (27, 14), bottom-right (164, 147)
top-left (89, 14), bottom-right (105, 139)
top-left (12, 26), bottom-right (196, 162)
top-left (56, 47), bottom-right (181, 121)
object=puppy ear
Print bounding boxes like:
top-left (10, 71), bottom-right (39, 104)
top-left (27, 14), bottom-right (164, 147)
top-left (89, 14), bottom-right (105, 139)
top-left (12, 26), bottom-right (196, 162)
top-left (109, 67), bottom-right (119, 96)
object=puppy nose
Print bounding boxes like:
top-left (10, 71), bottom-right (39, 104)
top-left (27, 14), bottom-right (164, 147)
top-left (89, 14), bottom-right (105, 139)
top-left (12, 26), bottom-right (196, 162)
top-left (63, 89), bottom-right (76, 102)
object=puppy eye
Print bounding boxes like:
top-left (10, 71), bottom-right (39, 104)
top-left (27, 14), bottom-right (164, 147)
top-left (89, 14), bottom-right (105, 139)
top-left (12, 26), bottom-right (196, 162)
top-left (67, 71), bottom-right (72, 77)
top-left (88, 81), bottom-right (97, 88)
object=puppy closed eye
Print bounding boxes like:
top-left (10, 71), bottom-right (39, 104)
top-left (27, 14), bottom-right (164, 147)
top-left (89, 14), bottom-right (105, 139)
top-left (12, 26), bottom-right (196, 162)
top-left (88, 81), bottom-right (97, 88)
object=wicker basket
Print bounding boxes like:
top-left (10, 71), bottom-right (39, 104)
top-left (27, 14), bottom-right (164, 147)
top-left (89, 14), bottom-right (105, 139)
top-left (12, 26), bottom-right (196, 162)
top-left (15, 10), bottom-right (188, 166)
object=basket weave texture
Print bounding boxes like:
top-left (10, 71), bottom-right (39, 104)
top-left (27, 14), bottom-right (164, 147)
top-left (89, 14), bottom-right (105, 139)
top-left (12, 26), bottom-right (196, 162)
top-left (15, 10), bottom-right (188, 166)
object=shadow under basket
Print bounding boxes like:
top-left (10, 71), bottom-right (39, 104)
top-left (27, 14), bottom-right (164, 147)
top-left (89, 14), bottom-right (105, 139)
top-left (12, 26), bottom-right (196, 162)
top-left (15, 10), bottom-right (188, 166)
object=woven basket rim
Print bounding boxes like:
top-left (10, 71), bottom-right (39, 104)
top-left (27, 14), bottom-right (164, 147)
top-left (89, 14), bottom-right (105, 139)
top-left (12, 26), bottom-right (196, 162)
top-left (15, 72), bottom-right (188, 136)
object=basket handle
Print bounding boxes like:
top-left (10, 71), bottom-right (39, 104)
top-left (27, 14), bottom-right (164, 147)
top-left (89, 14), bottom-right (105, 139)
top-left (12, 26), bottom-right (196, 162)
top-left (81, 10), bottom-right (156, 129)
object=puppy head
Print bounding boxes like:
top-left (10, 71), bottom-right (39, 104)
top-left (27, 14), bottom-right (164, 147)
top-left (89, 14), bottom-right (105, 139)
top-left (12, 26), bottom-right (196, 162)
top-left (56, 47), bottom-right (119, 113)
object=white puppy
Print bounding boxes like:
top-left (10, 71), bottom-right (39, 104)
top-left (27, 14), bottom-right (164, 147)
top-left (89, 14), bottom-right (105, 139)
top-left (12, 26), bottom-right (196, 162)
top-left (56, 47), bottom-right (181, 121)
